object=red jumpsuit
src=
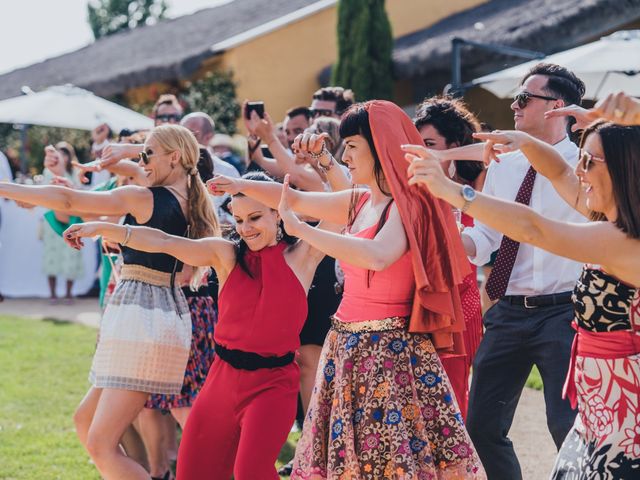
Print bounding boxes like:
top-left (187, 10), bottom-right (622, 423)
top-left (176, 242), bottom-right (308, 479)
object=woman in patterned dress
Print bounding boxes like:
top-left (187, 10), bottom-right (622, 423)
top-left (0, 125), bottom-right (218, 480)
top-left (405, 104), bottom-right (640, 478)
top-left (211, 100), bottom-right (486, 479)
top-left (41, 142), bottom-right (85, 303)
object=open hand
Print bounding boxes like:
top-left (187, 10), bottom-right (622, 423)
top-left (43, 146), bottom-right (65, 175)
top-left (100, 143), bottom-right (130, 167)
top-left (402, 144), bottom-right (454, 199)
top-left (63, 222), bottom-right (103, 250)
top-left (278, 174), bottom-right (302, 236)
top-left (206, 175), bottom-right (242, 196)
top-left (593, 91), bottom-right (640, 125)
top-left (544, 104), bottom-right (598, 131)
top-left (72, 160), bottom-right (102, 184)
top-left (472, 130), bottom-right (532, 163)
top-left (50, 175), bottom-right (75, 188)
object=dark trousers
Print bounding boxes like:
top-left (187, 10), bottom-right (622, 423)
top-left (466, 299), bottom-right (577, 480)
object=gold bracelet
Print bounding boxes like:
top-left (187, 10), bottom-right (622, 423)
top-left (121, 225), bottom-right (132, 247)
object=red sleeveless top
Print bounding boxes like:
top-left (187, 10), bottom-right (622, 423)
top-left (215, 242), bottom-right (308, 357)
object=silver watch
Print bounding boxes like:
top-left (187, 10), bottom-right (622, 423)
top-left (461, 185), bottom-right (476, 213)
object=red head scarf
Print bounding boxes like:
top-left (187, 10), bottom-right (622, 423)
top-left (366, 100), bottom-right (470, 353)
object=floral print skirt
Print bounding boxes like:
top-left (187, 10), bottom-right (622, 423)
top-left (292, 318), bottom-right (486, 479)
top-left (551, 353), bottom-right (640, 479)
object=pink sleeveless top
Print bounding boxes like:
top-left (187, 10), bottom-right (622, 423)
top-left (334, 193), bottom-right (415, 322)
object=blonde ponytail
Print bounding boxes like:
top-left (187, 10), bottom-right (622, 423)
top-left (150, 125), bottom-right (220, 288)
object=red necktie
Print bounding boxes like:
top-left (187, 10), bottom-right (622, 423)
top-left (485, 166), bottom-right (537, 300)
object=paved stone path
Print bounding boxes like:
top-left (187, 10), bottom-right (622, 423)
top-left (0, 298), bottom-right (559, 479)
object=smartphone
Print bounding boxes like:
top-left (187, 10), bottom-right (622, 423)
top-left (245, 101), bottom-right (265, 119)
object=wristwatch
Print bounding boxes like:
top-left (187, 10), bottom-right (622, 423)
top-left (461, 184), bottom-right (476, 213)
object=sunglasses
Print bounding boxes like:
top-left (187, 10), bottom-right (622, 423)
top-left (155, 113), bottom-right (182, 123)
top-left (513, 92), bottom-right (558, 109)
top-left (578, 149), bottom-right (606, 172)
top-left (138, 150), bottom-right (169, 164)
top-left (309, 108), bottom-right (335, 118)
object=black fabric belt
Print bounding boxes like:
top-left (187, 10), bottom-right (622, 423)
top-left (502, 291), bottom-right (573, 309)
top-left (215, 343), bottom-right (294, 371)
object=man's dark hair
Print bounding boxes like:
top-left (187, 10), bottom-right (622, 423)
top-left (521, 63), bottom-right (586, 107)
top-left (286, 106), bottom-right (312, 121)
top-left (313, 86), bottom-right (355, 115)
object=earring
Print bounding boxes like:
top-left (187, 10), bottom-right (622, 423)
top-left (276, 224), bottom-right (284, 242)
top-left (448, 161), bottom-right (456, 179)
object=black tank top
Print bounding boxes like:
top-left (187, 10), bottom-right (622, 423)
top-left (121, 186), bottom-right (188, 273)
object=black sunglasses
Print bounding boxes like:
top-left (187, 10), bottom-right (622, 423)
top-left (513, 92), bottom-right (558, 109)
top-left (309, 108), bottom-right (335, 118)
top-left (138, 150), bottom-right (166, 164)
top-left (155, 113), bottom-right (182, 123)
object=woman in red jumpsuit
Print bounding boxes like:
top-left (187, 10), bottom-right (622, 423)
top-left (64, 172), bottom-right (329, 480)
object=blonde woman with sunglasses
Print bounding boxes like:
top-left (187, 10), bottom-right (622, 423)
top-left (0, 124), bottom-right (218, 480)
top-left (404, 118), bottom-right (640, 479)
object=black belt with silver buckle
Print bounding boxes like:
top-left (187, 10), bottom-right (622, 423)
top-left (502, 291), bottom-right (573, 309)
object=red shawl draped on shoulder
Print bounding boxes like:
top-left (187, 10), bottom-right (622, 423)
top-left (367, 100), bottom-right (470, 353)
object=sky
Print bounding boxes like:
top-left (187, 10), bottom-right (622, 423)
top-left (0, 0), bottom-right (233, 75)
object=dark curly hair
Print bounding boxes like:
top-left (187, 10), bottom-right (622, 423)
top-left (414, 96), bottom-right (484, 183)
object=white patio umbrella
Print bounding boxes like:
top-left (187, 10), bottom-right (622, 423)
top-left (472, 30), bottom-right (640, 100)
top-left (0, 84), bottom-right (153, 132)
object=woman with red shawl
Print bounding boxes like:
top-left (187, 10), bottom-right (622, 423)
top-left (209, 100), bottom-right (485, 479)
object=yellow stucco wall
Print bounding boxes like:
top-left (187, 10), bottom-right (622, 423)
top-left (213, 0), bottom-right (486, 130)
top-left (125, 0), bottom-right (486, 129)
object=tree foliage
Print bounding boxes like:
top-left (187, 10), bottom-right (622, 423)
top-left (183, 71), bottom-right (241, 135)
top-left (331, 0), bottom-right (394, 101)
top-left (87, 0), bottom-right (168, 40)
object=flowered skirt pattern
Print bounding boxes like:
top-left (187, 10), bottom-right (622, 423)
top-left (89, 265), bottom-right (192, 394)
top-left (551, 353), bottom-right (640, 479)
top-left (292, 319), bottom-right (486, 479)
top-left (146, 294), bottom-right (217, 409)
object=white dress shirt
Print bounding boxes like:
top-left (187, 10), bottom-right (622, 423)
top-left (207, 149), bottom-right (240, 225)
top-left (463, 136), bottom-right (585, 296)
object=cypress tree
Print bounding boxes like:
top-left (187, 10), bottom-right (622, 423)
top-left (331, 0), bottom-right (393, 101)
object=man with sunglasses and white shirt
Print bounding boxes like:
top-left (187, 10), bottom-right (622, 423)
top-left (432, 63), bottom-right (587, 479)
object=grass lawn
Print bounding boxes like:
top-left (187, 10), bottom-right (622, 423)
top-left (0, 314), bottom-right (299, 479)
top-left (0, 313), bottom-right (541, 479)
top-left (526, 365), bottom-right (543, 391)
top-left (0, 315), bottom-right (100, 480)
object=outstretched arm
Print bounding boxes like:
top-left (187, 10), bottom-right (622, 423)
top-left (278, 175), bottom-right (407, 271)
top-left (403, 144), bottom-right (640, 284)
top-left (472, 131), bottom-right (587, 217)
top-left (0, 182), bottom-right (151, 219)
top-left (545, 91), bottom-right (640, 128)
top-left (207, 175), bottom-right (357, 225)
top-left (64, 222), bottom-right (236, 274)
